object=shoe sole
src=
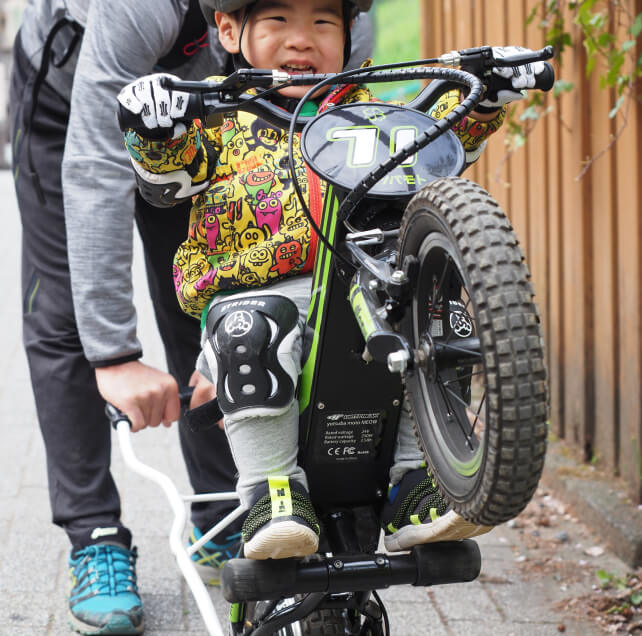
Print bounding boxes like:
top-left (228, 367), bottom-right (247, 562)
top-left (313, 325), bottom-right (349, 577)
top-left (68, 575), bottom-right (144, 635)
top-left (244, 520), bottom-right (319, 560)
top-left (384, 510), bottom-right (492, 552)
top-left (68, 612), bottom-right (144, 635)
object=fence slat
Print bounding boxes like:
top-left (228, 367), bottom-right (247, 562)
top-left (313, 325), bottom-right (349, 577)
top-left (419, 0), bottom-right (642, 501)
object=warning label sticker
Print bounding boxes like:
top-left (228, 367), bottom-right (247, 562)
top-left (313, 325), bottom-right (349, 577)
top-left (316, 411), bottom-right (380, 463)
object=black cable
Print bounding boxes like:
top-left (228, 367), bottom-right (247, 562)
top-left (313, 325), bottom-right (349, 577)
top-left (371, 590), bottom-right (390, 635)
top-left (285, 58), bottom-right (470, 268)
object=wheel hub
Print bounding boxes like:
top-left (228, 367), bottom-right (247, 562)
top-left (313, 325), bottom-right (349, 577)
top-left (414, 336), bottom-right (436, 382)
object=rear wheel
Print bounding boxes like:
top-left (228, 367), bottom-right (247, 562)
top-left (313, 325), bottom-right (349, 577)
top-left (397, 177), bottom-right (548, 525)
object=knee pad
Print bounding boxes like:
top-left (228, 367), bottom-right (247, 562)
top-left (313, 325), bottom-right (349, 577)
top-left (205, 295), bottom-right (300, 416)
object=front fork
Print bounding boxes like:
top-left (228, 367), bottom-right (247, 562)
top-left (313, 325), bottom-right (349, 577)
top-left (346, 240), bottom-right (481, 378)
top-left (346, 240), bottom-right (417, 374)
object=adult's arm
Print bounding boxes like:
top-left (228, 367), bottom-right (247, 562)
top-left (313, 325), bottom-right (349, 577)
top-left (62, 1), bottom-right (220, 428)
top-left (63, 0), bottom-right (187, 366)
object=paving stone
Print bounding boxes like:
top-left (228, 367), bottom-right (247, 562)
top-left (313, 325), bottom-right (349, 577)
top-left (0, 170), bottom-right (634, 635)
top-left (430, 580), bottom-right (502, 622)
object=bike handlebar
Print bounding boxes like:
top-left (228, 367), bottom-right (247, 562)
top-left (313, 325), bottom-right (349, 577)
top-left (105, 387), bottom-right (198, 430)
top-left (117, 45), bottom-right (555, 133)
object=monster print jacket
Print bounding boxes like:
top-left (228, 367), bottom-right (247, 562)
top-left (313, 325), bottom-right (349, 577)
top-left (125, 82), bottom-right (505, 320)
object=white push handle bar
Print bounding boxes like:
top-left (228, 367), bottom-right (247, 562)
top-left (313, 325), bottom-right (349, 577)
top-left (115, 419), bottom-right (243, 636)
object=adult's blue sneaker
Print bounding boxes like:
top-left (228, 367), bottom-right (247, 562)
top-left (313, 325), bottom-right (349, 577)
top-left (189, 526), bottom-right (242, 586)
top-left (68, 543), bottom-right (144, 635)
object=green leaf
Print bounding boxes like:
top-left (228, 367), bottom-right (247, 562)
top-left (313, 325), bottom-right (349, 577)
top-left (596, 569), bottom-right (613, 587)
top-left (621, 40), bottom-right (636, 53)
top-left (510, 134), bottom-right (526, 150)
top-left (631, 591), bottom-right (642, 606)
top-left (597, 32), bottom-right (615, 48)
top-left (609, 95), bottom-right (625, 119)
top-left (526, 5), bottom-right (539, 26)
top-left (520, 106), bottom-right (541, 121)
top-left (630, 13), bottom-right (642, 38)
top-left (553, 79), bottom-right (575, 97)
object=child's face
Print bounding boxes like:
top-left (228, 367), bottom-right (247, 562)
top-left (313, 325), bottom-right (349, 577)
top-left (216, 0), bottom-right (346, 98)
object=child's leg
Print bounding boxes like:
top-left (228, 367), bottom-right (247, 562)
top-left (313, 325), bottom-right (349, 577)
top-left (199, 276), bottom-right (319, 558)
top-left (383, 396), bottom-right (491, 550)
top-left (389, 398), bottom-right (425, 485)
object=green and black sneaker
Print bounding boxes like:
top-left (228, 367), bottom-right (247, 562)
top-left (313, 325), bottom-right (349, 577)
top-left (241, 476), bottom-right (320, 560)
top-left (382, 466), bottom-right (492, 552)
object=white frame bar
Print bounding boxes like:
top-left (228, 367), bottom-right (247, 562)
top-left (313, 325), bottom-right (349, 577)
top-left (115, 420), bottom-right (243, 636)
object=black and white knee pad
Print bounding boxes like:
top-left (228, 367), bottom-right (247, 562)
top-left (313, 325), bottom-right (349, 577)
top-left (204, 295), bottom-right (300, 416)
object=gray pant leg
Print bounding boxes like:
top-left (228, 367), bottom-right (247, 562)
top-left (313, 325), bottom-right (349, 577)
top-left (390, 397), bottom-right (425, 485)
top-left (200, 276), bottom-right (312, 507)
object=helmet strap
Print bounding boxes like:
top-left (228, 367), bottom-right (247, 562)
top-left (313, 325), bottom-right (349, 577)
top-left (232, 2), bottom-right (255, 70)
top-left (342, 1), bottom-right (353, 68)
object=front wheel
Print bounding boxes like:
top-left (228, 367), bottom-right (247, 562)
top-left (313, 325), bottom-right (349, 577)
top-left (397, 177), bottom-right (548, 525)
top-left (239, 599), bottom-right (357, 635)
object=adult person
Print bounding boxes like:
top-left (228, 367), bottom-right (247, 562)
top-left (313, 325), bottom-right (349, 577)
top-left (9, 1), bottom-right (372, 633)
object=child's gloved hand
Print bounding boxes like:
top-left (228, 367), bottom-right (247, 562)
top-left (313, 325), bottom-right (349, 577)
top-left (478, 46), bottom-right (547, 110)
top-left (117, 73), bottom-right (190, 133)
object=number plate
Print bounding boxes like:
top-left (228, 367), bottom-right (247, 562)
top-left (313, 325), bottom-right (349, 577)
top-left (301, 103), bottom-right (465, 197)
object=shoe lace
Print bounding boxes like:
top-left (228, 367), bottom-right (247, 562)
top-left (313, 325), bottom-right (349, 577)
top-left (190, 531), bottom-right (242, 567)
top-left (242, 491), bottom-right (319, 541)
top-left (71, 545), bottom-right (139, 597)
top-left (392, 478), bottom-right (448, 529)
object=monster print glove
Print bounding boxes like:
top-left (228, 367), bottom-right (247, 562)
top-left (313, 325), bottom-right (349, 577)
top-left (117, 73), bottom-right (191, 137)
top-left (477, 46), bottom-right (547, 110)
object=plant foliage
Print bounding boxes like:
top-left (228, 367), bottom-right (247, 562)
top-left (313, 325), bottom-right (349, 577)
top-left (508, 0), bottom-right (642, 174)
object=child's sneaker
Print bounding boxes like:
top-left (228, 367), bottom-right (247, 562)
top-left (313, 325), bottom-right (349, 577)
top-left (382, 467), bottom-right (492, 552)
top-left (68, 543), bottom-right (143, 635)
top-left (189, 526), bottom-right (242, 586)
top-left (241, 476), bottom-right (320, 560)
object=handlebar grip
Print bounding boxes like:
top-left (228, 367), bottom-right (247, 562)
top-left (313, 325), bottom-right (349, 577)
top-left (106, 402), bottom-right (131, 430)
top-left (533, 61), bottom-right (555, 91)
top-left (105, 387), bottom-right (195, 431)
top-left (486, 61), bottom-right (556, 100)
top-left (117, 93), bottom-right (204, 133)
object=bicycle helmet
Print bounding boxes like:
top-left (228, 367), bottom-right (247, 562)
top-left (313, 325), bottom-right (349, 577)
top-left (199, 0), bottom-right (373, 26)
top-left (200, 0), bottom-right (372, 74)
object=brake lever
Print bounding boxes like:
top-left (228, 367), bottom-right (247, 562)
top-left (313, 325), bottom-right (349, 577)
top-left (439, 45), bottom-right (554, 77)
top-left (160, 69), bottom-right (275, 97)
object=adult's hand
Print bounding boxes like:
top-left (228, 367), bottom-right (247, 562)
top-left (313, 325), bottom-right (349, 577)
top-left (95, 360), bottom-right (180, 432)
top-left (188, 369), bottom-right (224, 430)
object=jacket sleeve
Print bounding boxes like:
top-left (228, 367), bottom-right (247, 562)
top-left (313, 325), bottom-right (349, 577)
top-left (62, 0), bottom-right (225, 365)
top-left (124, 121), bottom-right (219, 208)
top-left (429, 90), bottom-right (506, 166)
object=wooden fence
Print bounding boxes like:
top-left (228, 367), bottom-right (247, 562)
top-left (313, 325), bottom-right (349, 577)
top-left (419, 0), bottom-right (642, 500)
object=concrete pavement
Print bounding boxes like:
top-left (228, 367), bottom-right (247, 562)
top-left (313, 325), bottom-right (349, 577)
top-left (0, 169), bottom-right (632, 635)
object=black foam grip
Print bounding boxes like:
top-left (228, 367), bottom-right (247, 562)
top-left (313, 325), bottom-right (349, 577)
top-left (534, 62), bottom-right (555, 91)
top-left (182, 398), bottom-right (224, 433)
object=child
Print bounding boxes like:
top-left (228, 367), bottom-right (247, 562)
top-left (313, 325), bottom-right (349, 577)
top-left (119, 0), bottom-right (542, 560)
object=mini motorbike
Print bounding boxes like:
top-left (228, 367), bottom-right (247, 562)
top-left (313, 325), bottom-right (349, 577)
top-left (112, 44), bottom-right (553, 635)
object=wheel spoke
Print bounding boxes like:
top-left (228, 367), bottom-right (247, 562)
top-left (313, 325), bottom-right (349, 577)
top-left (469, 391), bottom-right (486, 439)
top-left (434, 340), bottom-right (483, 358)
top-left (425, 256), bottom-right (453, 337)
top-left (442, 368), bottom-right (484, 386)
top-left (437, 377), bottom-right (477, 451)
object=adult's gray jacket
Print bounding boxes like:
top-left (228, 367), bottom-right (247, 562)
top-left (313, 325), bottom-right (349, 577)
top-left (18, 0), bottom-right (372, 365)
